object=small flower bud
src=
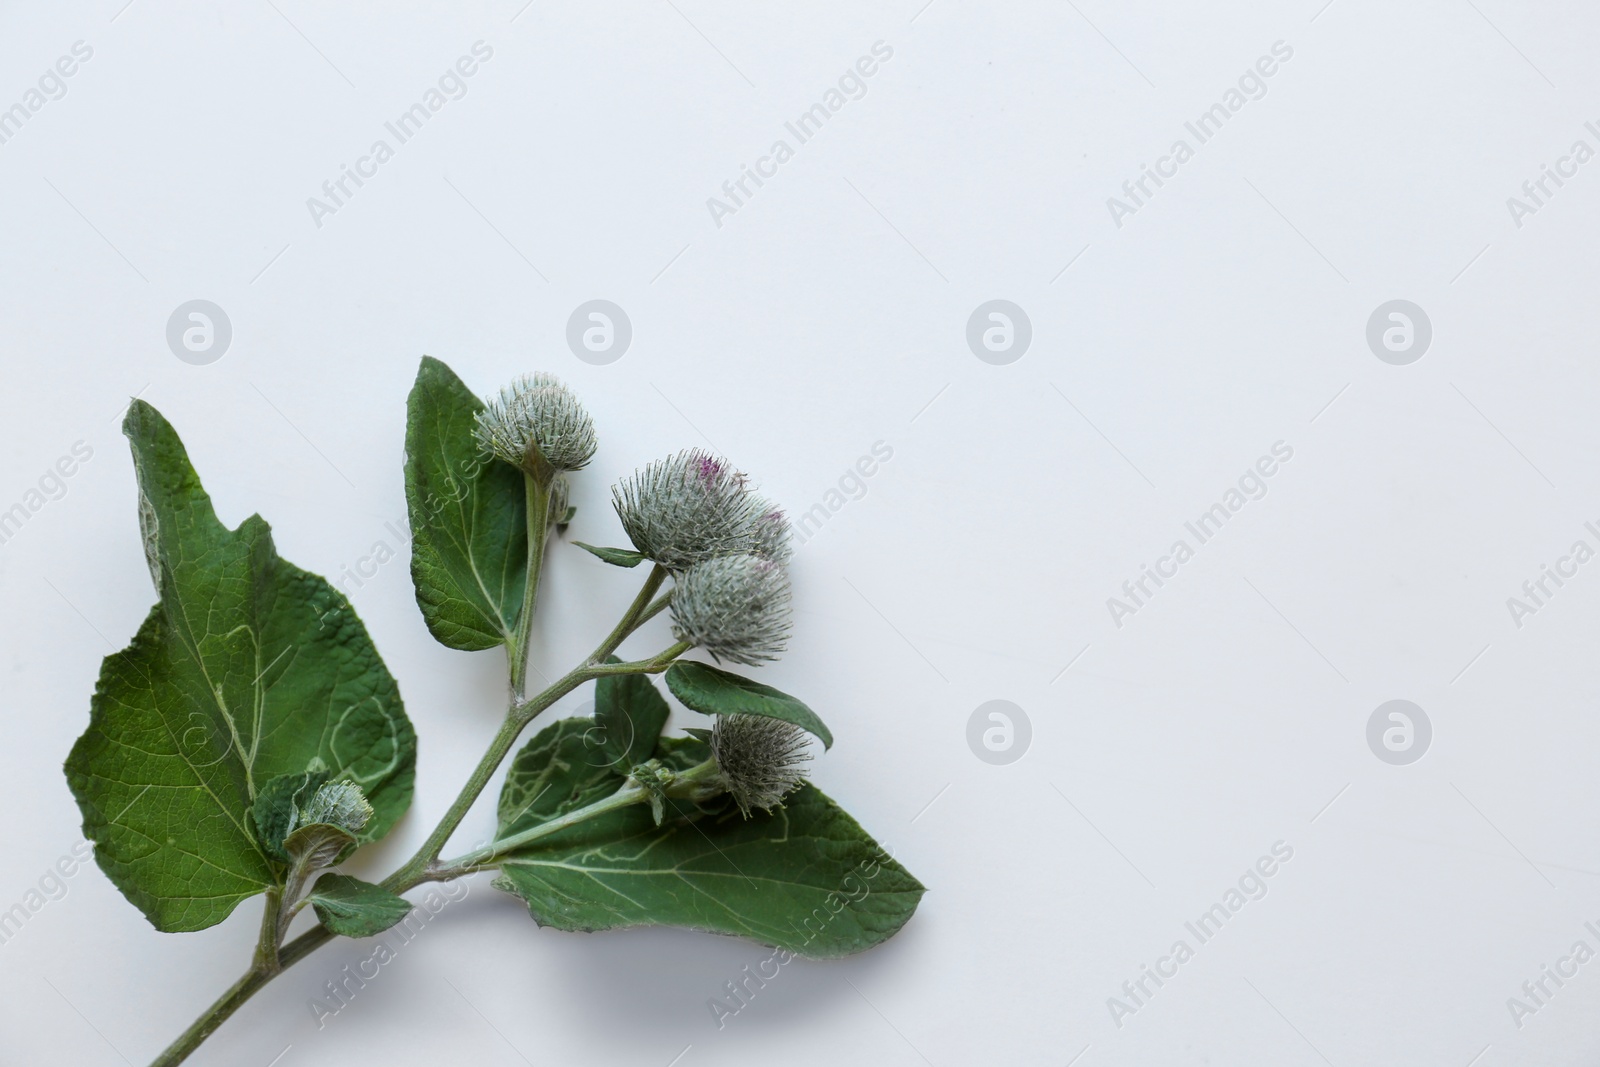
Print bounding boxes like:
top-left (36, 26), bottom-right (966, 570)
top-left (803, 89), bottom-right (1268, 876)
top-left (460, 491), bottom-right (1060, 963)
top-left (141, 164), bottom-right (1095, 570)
top-left (750, 499), bottom-right (792, 564)
top-left (297, 780), bottom-right (373, 837)
top-left (710, 714), bottom-right (812, 817)
top-left (612, 450), bottom-right (767, 568)
top-left (550, 474), bottom-right (573, 527)
top-left (670, 554), bottom-right (792, 665)
top-left (476, 374), bottom-right (597, 478)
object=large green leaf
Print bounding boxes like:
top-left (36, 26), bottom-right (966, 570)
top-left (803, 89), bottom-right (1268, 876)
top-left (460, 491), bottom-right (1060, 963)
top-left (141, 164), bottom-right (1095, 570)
top-left (493, 736), bottom-right (920, 958)
top-left (665, 662), bottom-right (833, 749)
top-left (404, 356), bottom-right (528, 651)
top-left (63, 401), bottom-right (415, 933)
top-left (594, 668), bottom-right (671, 771)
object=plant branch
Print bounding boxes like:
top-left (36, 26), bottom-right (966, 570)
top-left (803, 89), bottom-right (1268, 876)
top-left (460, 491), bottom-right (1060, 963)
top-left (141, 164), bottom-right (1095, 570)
top-left (149, 569), bottom-right (694, 1066)
top-left (590, 563), bottom-right (667, 664)
top-left (434, 779), bottom-right (651, 874)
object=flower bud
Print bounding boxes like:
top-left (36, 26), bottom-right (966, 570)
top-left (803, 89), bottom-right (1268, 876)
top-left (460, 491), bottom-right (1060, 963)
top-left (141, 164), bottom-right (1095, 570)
top-left (297, 780), bottom-right (373, 837)
top-left (612, 450), bottom-right (766, 569)
top-left (710, 713), bottom-right (811, 816)
top-left (670, 554), bottom-right (791, 665)
top-left (749, 499), bottom-right (792, 564)
top-left (476, 373), bottom-right (597, 479)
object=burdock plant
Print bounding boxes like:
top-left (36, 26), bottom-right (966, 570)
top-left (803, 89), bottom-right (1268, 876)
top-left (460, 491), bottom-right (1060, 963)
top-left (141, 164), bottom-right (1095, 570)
top-left (64, 357), bottom-right (923, 1066)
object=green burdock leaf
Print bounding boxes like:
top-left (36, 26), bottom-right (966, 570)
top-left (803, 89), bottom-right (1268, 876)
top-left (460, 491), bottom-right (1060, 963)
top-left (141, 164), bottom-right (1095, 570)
top-left (665, 662), bottom-right (833, 749)
top-left (63, 401), bottom-right (416, 933)
top-left (594, 668), bottom-right (670, 771)
top-left (493, 736), bottom-right (919, 958)
top-left (494, 786), bottom-right (922, 958)
top-left (573, 542), bottom-right (647, 568)
top-left (497, 718), bottom-right (619, 839)
top-left (308, 875), bottom-right (413, 938)
top-left (404, 356), bottom-right (529, 651)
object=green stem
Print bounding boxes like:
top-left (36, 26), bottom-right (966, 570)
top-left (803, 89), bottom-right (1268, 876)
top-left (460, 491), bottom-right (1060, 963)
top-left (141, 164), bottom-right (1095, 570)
top-left (149, 919), bottom-right (336, 1067)
top-left (437, 780), bottom-right (652, 874)
top-left (591, 564), bottom-right (666, 663)
top-left (632, 587), bottom-right (673, 632)
top-left (384, 685), bottom-right (566, 891)
top-left (383, 639), bottom-right (691, 893)
top-left (438, 755), bottom-right (723, 875)
top-left (508, 474), bottom-right (552, 699)
top-left (251, 887), bottom-right (283, 975)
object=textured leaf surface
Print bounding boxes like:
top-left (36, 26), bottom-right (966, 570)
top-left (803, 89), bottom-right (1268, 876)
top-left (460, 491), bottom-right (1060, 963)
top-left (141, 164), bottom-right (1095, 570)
top-left (404, 356), bottom-right (528, 651)
top-left (496, 718), bottom-right (618, 839)
top-left (666, 662), bottom-right (833, 749)
top-left (251, 770), bottom-right (331, 862)
top-left (63, 402), bottom-right (415, 932)
top-left (594, 669), bottom-right (670, 771)
top-left (495, 785), bottom-right (922, 958)
top-left (494, 733), bottom-right (919, 957)
top-left (309, 875), bottom-right (413, 938)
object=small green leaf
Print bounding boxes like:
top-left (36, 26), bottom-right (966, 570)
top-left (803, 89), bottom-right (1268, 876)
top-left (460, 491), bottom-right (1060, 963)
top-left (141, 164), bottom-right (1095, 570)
top-left (404, 356), bottom-right (530, 651)
top-left (494, 776), bottom-right (922, 958)
top-left (284, 823), bottom-right (357, 874)
top-left (665, 662), bottom-right (833, 749)
top-left (594, 669), bottom-right (671, 770)
top-left (497, 718), bottom-right (619, 839)
top-left (308, 875), bottom-right (413, 938)
top-left (557, 505), bottom-right (577, 526)
top-left (251, 771), bottom-right (331, 863)
top-left (64, 401), bottom-right (415, 933)
top-left (573, 542), bottom-right (648, 568)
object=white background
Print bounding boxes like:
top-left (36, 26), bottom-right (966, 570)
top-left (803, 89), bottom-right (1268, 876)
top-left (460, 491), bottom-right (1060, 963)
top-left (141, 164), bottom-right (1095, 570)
top-left (4, 1), bottom-right (1600, 1064)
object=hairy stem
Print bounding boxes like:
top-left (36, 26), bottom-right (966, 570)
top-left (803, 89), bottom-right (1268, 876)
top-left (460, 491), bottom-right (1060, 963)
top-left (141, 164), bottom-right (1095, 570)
top-left (507, 474), bottom-right (553, 698)
top-left (251, 887), bottom-right (283, 976)
top-left (591, 563), bottom-right (666, 663)
top-left (438, 754), bottom-right (721, 876)
top-left (436, 779), bottom-right (651, 874)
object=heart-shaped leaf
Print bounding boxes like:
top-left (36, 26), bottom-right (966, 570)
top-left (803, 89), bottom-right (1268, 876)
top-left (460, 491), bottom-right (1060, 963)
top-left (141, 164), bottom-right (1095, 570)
top-left (404, 356), bottom-right (529, 651)
top-left (665, 662), bottom-right (833, 749)
top-left (63, 401), bottom-right (415, 933)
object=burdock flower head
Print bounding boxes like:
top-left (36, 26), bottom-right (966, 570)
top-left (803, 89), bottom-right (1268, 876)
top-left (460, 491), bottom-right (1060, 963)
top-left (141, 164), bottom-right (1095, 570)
top-left (613, 449), bottom-right (768, 569)
top-left (476, 373), bottom-right (597, 480)
top-left (710, 713), bottom-right (812, 817)
top-left (670, 553), bottom-right (791, 665)
top-left (749, 499), bottom-right (792, 564)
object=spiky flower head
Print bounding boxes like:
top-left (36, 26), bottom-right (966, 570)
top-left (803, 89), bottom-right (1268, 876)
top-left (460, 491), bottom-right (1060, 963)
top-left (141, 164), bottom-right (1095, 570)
top-left (476, 373), bottom-right (597, 478)
top-left (670, 553), bottom-right (792, 665)
top-left (710, 714), bottom-right (812, 817)
top-left (612, 450), bottom-right (767, 569)
top-left (749, 498), bottom-right (792, 564)
top-left (297, 780), bottom-right (373, 836)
